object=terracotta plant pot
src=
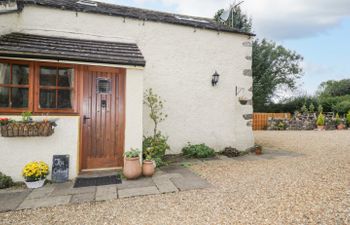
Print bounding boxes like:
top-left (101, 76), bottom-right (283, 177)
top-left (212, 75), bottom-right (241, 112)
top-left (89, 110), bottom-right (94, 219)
top-left (337, 124), bottom-right (345, 130)
top-left (317, 126), bottom-right (325, 131)
top-left (142, 160), bottom-right (155, 177)
top-left (255, 146), bottom-right (262, 155)
top-left (123, 157), bottom-right (142, 180)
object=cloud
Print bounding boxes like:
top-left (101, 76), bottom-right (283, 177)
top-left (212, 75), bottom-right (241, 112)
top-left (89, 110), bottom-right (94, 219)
top-left (243, 0), bottom-right (350, 40)
top-left (99, 0), bottom-right (350, 40)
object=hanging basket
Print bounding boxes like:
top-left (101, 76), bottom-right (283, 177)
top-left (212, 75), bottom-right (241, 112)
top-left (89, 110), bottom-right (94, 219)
top-left (0, 121), bottom-right (56, 137)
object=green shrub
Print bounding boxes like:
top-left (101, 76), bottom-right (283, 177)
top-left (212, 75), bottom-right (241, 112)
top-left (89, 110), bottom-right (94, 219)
top-left (317, 104), bottom-right (323, 113)
top-left (182, 143), bottom-right (216, 158)
top-left (0, 172), bottom-right (14, 189)
top-left (300, 104), bottom-right (308, 114)
top-left (333, 100), bottom-right (350, 114)
top-left (316, 113), bottom-right (325, 126)
top-left (346, 111), bottom-right (350, 126)
top-left (335, 113), bottom-right (341, 125)
top-left (309, 103), bottom-right (315, 113)
top-left (143, 134), bottom-right (170, 167)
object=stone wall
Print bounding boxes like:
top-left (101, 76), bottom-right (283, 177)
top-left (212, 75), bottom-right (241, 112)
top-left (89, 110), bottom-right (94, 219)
top-left (267, 113), bottom-right (346, 130)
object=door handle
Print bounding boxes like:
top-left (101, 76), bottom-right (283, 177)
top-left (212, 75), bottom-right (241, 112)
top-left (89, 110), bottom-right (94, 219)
top-left (83, 115), bottom-right (91, 124)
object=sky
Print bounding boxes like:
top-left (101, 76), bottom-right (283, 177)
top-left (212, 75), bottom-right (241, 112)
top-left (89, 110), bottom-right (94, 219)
top-left (99, 0), bottom-right (350, 96)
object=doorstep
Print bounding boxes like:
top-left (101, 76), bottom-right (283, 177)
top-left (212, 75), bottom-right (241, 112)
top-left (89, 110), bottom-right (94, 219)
top-left (0, 165), bottom-right (212, 212)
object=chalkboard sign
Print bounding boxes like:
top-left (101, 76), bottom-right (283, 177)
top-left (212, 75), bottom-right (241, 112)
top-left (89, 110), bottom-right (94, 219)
top-left (52, 155), bottom-right (69, 183)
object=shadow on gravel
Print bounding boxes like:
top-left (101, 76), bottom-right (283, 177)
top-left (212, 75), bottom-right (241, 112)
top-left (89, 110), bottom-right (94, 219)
top-left (235, 149), bottom-right (305, 161)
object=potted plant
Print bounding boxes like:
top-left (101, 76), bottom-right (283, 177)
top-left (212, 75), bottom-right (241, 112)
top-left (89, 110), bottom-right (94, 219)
top-left (335, 113), bottom-right (345, 130)
top-left (123, 148), bottom-right (142, 180)
top-left (316, 112), bottom-right (325, 130)
top-left (142, 155), bottom-right (155, 177)
top-left (22, 161), bottom-right (49, 189)
top-left (255, 145), bottom-right (262, 155)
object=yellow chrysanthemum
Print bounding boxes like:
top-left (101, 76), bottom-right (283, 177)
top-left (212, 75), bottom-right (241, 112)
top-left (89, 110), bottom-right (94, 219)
top-left (22, 161), bottom-right (49, 181)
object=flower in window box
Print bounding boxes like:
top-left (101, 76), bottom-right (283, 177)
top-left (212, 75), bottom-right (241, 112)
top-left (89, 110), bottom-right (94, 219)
top-left (0, 118), bottom-right (9, 126)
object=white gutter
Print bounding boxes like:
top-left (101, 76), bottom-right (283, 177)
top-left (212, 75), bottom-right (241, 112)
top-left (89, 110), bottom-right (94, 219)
top-left (0, 56), bottom-right (145, 70)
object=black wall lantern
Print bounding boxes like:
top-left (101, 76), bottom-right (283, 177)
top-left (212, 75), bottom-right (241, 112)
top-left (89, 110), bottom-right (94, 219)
top-left (212, 71), bottom-right (220, 86)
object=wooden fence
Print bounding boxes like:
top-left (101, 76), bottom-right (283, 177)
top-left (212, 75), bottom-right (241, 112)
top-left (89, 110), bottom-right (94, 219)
top-left (253, 113), bottom-right (291, 130)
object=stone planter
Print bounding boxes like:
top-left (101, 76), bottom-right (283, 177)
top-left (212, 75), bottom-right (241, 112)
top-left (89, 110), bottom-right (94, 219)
top-left (123, 157), bottom-right (142, 179)
top-left (142, 160), bottom-right (155, 177)
top-left (24, 179), bottom-right (45, 189)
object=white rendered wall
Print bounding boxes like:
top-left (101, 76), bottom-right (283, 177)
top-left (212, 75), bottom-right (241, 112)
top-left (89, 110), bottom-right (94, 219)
top-left (0, 116), bottom-right (79, 181)
top-left (0, 6), bottom-right (254, 153)
top-left (125, 69), bottom-right (143, 152)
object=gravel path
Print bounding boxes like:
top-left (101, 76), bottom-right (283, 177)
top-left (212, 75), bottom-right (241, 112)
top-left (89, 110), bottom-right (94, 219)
top-left (1, 131), bottom-right (350, 225)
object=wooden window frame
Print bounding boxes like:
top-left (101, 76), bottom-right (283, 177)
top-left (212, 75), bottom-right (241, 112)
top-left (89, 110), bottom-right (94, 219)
top-left (0, 60), bottom-right (34, 113)
top-left (0, 60), bottom-right (79, 114)
top-left (34, 62), bottom-right (78, 114)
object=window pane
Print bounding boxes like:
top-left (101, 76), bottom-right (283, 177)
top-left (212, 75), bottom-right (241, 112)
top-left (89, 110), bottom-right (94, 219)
top-left (0, 87), bottom-right (9, 107)
top-left (39, 89), bottom-right (56, 108)
top-left (40, 67), bottom-right (57, 86)
top-left (0, 63), bottom-right (10, 84)
top-left (57, 90), bottom-right (72, 109)
top-left (12, 65), bottom-right (29, 85)
top-left (58, 68), bottom-right (74, 87)
top-left (11, 88), bottom-right (28, 108)
top-left (97, 78), bottom-right (111, 93)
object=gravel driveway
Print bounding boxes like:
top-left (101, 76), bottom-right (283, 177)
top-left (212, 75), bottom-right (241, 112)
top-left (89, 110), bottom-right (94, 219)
top-left (1, 131), bottom-right (350, 225)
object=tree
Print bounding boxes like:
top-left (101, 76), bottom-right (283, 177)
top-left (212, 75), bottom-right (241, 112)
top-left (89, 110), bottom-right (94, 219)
top-left (143, 88), bottom-right (167, 137)
top-left (317, 79), bottom-right (350, 97)
top-left (214, 2), bottom-right (252, 33)
top-left (316, 79), bottom-right (350, 114)
top-left (143, 88), bottom-right (169, 167)
top-left (252, 39), bottom-right (303, 111)
top-left (214, 4), bottom-right (303, 112)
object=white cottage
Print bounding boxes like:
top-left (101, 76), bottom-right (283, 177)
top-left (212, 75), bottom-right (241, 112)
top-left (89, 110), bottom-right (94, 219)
top-left (0, 0), bottom-right (254, 181)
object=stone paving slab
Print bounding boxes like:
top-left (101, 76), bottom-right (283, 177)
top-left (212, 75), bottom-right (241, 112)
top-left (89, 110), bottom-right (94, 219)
top-left (70, 192), bottom-right (95, 204)
top-left (0, 190), bottom-right (31, 212)
top-left (154, 180), bottom-right (178, 194)
top-left (116, 177), bottom-right (155, 190)
top-left (50, 182), bottom-right (96, 196)
top-left (26, 186), bottom-right (55, 200)
top-left (96, 185), bottom-right (118, 201)
top-left (118, 186), bottom-right (159, 199)
top-left (152, 174), bottom-right (181, 194)
top-left (160, 166), bottom-right (200, 178)
top-left (0, 165), bottom-right (212, 211)
top-left (18, 195), bottom-right (72, 210)
top-left (170, 177), bottom-right (212, 191)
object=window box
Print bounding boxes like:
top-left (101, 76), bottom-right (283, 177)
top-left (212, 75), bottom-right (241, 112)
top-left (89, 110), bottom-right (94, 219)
top-left (0, 121), bottom-right (57, 137)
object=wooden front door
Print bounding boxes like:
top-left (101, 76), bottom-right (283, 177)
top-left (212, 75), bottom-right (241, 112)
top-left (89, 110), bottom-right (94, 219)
top-left (81, 67), bottom-right (125, 170)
